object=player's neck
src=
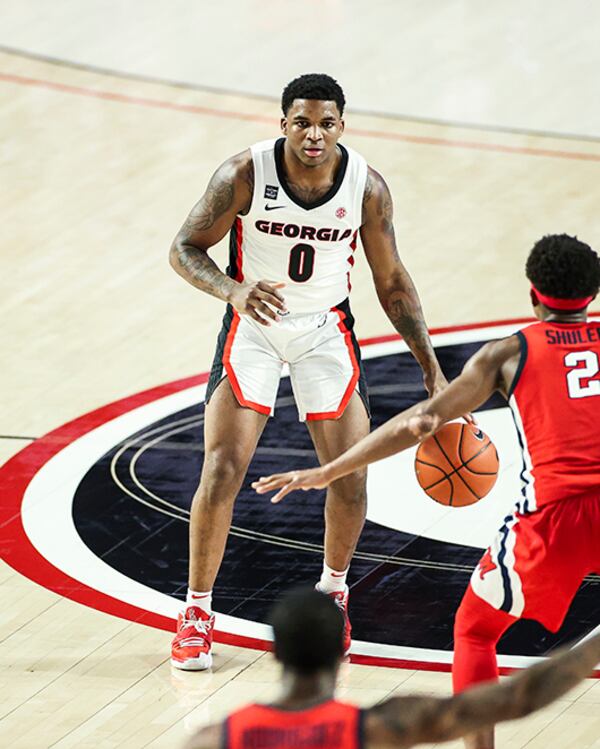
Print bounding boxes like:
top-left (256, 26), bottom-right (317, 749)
top-left (282, 140), bottom-right (341, 185)
top-left (273, 668), bottom-right (337, 709)
top-left (541, 308), bottom-right (588, 324)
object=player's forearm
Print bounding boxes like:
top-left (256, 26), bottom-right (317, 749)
top-left (323, 371), bottom-right (495, 484)
top-left (323, 402), bottom-right (426, 482)
top-left (504, 634), bottom-right (600, 717)
top-left (170, 242), bottom-right (237, 302)
top-left (379, 281), bottom-right (441, 378)
top-left (446, 633), bottom-right (600, 738)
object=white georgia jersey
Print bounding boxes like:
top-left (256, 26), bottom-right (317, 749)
top-left (227, 138), bottom-right (368, 314)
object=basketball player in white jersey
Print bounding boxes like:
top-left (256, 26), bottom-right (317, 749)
top-left (169, 74), bottom-right (447, 670)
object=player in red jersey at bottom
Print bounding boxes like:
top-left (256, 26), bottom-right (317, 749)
top-left (184, 587), bottom-right (600, 749)
top-left (253, 234), bottom-right (600, 749)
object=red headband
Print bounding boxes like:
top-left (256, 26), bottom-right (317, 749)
top-left (531, 284), bottom-right (594, 311)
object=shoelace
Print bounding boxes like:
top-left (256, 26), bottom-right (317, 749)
top-left (182, 617), bottom-right (213, 636)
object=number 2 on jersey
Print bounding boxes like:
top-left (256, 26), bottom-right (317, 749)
top-left (564, 350), bottom-right (600, 398)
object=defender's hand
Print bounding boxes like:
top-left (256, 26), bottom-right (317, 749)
top-left (229, 280), bottom-right (287, 325)
top-left (252, 467), bottom-right (330, 503)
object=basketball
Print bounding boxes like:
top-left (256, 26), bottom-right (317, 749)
top-left (415, 422), bottom-right (499, 507)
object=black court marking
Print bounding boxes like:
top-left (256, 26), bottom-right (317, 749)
top-left (72, 338), bottom-right (600, 657)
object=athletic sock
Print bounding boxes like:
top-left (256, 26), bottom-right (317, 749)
top-left (186, 588), bottom-right (213, 616)
top-left (317, 562), bottom-right (349, 593)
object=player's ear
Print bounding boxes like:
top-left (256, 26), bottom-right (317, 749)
top-left (530, 288), bottom-right (545, 320)
top-left (281, 117), bottom-right (288, 135)
top-left (338, 118), bottom-right (345, 135)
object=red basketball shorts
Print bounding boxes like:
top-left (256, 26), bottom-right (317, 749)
top-left (470, 493), bottom-right (600, 632)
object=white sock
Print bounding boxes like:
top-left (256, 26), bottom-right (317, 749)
top-left (186, 588), bottom-right (213, 615)
top-left (318, 563), bottom-right (349, 593)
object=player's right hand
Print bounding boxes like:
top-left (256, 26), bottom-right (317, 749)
top-left (252, 466), bottom-right (330, 503)
top-left (229, 280), bottom-right (287, 325)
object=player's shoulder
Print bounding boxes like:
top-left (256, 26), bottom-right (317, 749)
top-left (208, 148), bottom-right (254, 210)
top-left (219, 139), bottom-right (278, 193)
top-left (250, 138), bottom-right (278, 156)
top-left (471, 335), bottom-right (522, 371)
top-left (365, 164), bottom-right (388, 193)
top-left (516, 320), bottom-right (545, 337)
top-left (216, 148), bottom-right (253, 182)
top-left (362, 165), bottom-right (392, 213)
top-left (479, 334), bottom-right (522, 360)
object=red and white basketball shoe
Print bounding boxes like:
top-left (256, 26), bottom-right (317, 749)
top-left (319, 585), bottom-right (352, 656)
top-left (171, 605), bottom-right (215, 671)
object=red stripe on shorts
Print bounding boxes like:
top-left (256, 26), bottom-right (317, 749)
top-left (222, 311), bottom-right (271, 415)
top-left (234, 217), bottom-right (244, 281)
top-left (306, 307), bottom-right (360, 421)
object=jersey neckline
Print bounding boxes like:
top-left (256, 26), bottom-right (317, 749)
top-left (541, 319), bottom-right (593, 326)
top-left (256, 697), bottom-right (339, 713)
top-left (274, 138), bottom-right (349, 211)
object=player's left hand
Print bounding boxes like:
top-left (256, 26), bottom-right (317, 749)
top-left (252, 467), bottom-right (330, 503)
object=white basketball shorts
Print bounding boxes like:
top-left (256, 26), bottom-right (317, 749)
top-left (205, 299), bottom-right (369, 421)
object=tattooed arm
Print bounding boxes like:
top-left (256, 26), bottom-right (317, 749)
top-left (170, 150), bottom-right (286, 325)
top-left (360, 167), bottom-right (445, 396)
top-left (364, 630), bottom-right (600, 748)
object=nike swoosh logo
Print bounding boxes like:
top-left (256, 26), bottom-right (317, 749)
top-left (265, 204), bottom-right (285, 211)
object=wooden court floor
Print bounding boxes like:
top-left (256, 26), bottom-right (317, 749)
top-left (1, 46), bottom-right (600, 748)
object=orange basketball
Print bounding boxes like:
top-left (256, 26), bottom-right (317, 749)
top-left (415, 423), bottom-right (499, 507)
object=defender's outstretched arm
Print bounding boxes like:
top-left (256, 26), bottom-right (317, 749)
top-left (253, 337), bottom-right (518, 501)
top-left (365, 630), bottom-right (600, 748)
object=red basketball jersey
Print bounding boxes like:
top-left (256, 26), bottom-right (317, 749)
top-left (508, 319), bottom-right (600, 511)
top-left (223, 699), bottom-right (363, 749)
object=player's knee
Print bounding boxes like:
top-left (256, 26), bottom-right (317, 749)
top-left (329, 470), bottom-right (367, 506)
top-left (199, 448), bottom-right (249, 498)
top-left (454, 595), bottom-right (481, 643)
top-left (454, 586), bottom-right (512, 645)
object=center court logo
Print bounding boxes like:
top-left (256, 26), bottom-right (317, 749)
top-left (1, 318), bottom-right (598, 673)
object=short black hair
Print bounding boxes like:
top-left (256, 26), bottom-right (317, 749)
top-left (526, 234), bottom-right (600, 300)
top-left (270, 587), bottom-right (344, 673)
top-left (281, 74), bottom-right (346, 116)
